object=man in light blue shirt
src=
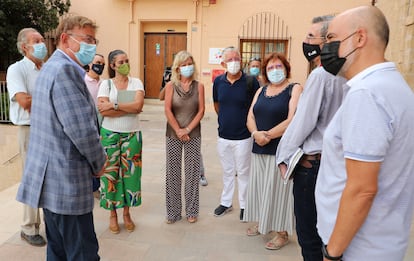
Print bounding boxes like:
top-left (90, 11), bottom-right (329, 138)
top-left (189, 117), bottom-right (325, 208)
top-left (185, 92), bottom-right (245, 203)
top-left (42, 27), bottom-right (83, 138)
top-left (7, 27), bottom-right (47, 247)
top-left (316, 6), bottom-right (414, 260)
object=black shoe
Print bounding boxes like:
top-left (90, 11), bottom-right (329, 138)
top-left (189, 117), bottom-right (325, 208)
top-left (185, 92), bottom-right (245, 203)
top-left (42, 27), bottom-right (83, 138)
top-left (214, 205), bottom-right (233, 216)
top-left (21, 232), bottom-right (46, 247)
top-left (240, 209), bottom-right (245, 222)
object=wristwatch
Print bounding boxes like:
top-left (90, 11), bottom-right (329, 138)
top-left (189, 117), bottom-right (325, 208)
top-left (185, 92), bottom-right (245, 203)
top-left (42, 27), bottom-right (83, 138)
top-left (322, 245), bottom-right (343, 260)
top-left (114, 102), bottom-right (119, 111)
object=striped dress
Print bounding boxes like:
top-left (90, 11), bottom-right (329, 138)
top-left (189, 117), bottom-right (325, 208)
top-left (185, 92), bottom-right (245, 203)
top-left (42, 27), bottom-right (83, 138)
top-left (243, 84), bottom-right (295, 234)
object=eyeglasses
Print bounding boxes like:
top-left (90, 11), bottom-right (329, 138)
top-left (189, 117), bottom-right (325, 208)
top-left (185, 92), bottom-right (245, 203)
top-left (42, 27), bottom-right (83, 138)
top-left (68, 33), bottom-right (99, 45)
top-left (250, 57), bottom-right (261, 62)
top-left (306, 35), bottom-right (325, 41)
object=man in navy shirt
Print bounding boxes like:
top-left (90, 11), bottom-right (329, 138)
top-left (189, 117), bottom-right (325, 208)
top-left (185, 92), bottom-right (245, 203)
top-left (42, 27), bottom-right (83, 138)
top-left (213, 46), bottom-right (259, 221)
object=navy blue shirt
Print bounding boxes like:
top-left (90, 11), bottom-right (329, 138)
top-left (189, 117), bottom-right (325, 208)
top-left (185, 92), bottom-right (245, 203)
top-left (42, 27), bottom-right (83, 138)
top-left (252, 84), bottom-right (293, 155)
top-left (213, 72), bottom-right (260, 140)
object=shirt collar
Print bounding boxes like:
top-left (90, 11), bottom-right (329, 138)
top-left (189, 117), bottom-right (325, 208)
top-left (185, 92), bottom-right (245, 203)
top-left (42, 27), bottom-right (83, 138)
top-left (85, 73), bottom-right (101, 83)
top-left (347, 62), bottom-right (395, 88)
top-left (56, 49), bottom-right (86, 76)
top-left (22, 56), bottom-right (41, 71)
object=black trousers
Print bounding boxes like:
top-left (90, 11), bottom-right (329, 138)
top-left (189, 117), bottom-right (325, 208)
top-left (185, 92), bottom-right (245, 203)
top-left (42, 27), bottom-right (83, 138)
top-left (43, 209), bottom-right (100, 261)
top-left (293, 160), bottom-right (323, 261)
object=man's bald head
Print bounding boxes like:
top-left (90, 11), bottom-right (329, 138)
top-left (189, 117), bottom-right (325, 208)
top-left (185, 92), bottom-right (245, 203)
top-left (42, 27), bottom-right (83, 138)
top-left (338, 6), bottom-right (389, 50)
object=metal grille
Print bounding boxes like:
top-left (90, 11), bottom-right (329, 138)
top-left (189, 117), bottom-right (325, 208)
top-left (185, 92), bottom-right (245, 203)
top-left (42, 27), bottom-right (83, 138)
top-left (238, 12), bottom-right (291, 69)
top-left (0, 81), bottom-right (10, 123)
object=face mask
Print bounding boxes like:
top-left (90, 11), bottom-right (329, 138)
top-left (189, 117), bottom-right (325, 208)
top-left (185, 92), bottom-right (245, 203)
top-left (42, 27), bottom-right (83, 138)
top-left (69, 36), bottom-right (97, 66)
top-left (91, 63), bottom-right (104, 75)
top-left (30, 43), bottom-right (47, 60)
top-left (302, 42), bottom-right (321, 62)
top-left (117, 63), bottom-right (130, 76)
top-left (267, 69), bottom-right (286, 84)
top-left (320, 32), bottom-right (358, 75)
top-left (180, 64), bottom-right (194, 78)
top-left (226, 61), bottom-right (241, 75)
top-left (249, 67), bottom-right (260, 76)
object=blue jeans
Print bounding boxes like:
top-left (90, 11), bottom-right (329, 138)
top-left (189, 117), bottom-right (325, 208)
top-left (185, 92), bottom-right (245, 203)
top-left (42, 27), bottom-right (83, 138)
top-left (43, 209), bottom-right (100, 261)
top-left (293, 160), bottom-right (323, 261)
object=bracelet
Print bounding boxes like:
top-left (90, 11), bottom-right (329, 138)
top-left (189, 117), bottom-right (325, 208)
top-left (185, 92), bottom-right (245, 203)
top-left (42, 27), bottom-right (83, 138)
top-left (322, 245), bottom-right (343, 260)
top-left (185, 127), bottom-right (190, 133)
top-left (251, 131), bottom-right (257, 138)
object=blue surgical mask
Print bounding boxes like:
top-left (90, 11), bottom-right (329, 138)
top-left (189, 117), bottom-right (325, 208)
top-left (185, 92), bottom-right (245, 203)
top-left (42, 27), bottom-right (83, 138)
top-left (30, 43), bottom-right (47, 60)
top-left (70, 36), bottom-right (97, 66)
top-left (249, 67), bottom-right (260, 76)
top-left (180, 65), bottom-right (194, 78)
top-left (267, 69), bottom-right (286, 84)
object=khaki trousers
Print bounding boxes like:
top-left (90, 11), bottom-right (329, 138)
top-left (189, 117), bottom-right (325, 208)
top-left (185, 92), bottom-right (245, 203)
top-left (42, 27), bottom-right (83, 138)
top-left (19, 126), bottom-right (41, 235)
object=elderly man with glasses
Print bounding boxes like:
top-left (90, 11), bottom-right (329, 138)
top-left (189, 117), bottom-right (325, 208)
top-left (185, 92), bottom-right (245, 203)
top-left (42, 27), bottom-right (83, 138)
top-left (16, 16), bottom-right (106, 261)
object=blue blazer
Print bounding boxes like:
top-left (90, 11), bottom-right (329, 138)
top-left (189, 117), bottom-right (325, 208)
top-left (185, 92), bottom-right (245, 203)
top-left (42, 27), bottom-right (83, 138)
top-left (16, 50), bottom-right (106, 215)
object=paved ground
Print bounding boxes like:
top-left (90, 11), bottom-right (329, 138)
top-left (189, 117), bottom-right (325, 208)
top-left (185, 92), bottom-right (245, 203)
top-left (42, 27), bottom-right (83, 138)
top-left (0, 100), bottom-right (413, 261)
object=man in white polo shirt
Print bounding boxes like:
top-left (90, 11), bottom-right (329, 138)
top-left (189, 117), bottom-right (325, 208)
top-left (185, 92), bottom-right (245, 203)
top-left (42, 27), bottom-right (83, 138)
top-left (6, 28), bottom-right (47, 247)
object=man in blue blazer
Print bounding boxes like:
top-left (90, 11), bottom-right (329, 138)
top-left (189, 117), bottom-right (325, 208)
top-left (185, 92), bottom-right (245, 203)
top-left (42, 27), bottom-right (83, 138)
top-left (16, 15), bottom-right (106, 261)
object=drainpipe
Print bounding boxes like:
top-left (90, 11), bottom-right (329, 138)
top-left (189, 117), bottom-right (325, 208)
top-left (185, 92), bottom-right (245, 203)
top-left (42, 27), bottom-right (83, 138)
top-left (129, 0), bottom-right (135, 24)
top-left (193, 0), bottom-right (199, 24)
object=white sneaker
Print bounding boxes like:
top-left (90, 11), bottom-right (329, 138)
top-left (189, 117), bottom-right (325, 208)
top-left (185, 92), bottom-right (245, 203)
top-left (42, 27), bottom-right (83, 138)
top-left (200, 175), bottom-right (208, 186)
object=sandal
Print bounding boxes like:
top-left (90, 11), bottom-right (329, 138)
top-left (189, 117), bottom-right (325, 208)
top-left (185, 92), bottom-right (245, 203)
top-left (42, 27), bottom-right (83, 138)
top-left (246, 225), bottom-right (260, 236)
top-left (123, 213), bottom-right (135, 232)
top-left (187, 216), bottom-right (197, 223)
top-left (265, 232), bottom-right (289, 250)
top-left (165, 216), bottom-right (182, 224)
top-left (109, 214), bottom-right (120, 234)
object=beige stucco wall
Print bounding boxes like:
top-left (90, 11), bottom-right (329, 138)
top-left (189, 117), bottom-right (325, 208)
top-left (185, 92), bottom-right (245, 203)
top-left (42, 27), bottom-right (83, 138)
top-left (68, 0), bottom-right (374, 102)
top-left (376, 0), bottom-right (414, 89)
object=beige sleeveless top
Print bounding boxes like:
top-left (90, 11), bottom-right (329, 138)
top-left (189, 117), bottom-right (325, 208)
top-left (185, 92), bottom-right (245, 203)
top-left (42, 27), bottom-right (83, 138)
top-left (166, 80), bottom-right (201, 139)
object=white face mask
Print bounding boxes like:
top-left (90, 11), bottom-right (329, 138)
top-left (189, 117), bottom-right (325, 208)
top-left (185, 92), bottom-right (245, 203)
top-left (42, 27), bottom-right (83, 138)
top-left (226, 61), bottom-right (241, 75)
top-left (267, 69), bottom-right (286, 84)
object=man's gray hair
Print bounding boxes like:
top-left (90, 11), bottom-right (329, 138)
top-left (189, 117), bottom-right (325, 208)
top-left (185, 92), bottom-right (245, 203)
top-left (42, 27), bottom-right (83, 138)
top-left (221, 46), bottom-right (240, 62)
top-left (16, 28), bottom-right (39, 56)
top-left (312, 15), bottom-right (334, 38)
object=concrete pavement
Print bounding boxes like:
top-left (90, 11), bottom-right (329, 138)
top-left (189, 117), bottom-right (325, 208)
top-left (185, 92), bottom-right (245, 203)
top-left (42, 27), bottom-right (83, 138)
top-left (0, 100), bottom-right (413, 260)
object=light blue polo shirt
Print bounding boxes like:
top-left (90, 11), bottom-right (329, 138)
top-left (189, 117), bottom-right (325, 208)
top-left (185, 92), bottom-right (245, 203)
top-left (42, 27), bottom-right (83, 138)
top-left (315, 62), bottom-right (414, 260)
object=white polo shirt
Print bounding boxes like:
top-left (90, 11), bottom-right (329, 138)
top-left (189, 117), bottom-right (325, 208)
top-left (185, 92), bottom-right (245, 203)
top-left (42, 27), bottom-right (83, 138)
top-left (6, 57), bottom-right (41, 125)
top-left (315, 62), bottom-right (414, 260)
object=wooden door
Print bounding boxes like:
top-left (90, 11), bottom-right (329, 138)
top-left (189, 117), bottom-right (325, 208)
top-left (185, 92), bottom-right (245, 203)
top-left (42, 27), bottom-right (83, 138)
top-left (144, 33), bottom-right (187, 98)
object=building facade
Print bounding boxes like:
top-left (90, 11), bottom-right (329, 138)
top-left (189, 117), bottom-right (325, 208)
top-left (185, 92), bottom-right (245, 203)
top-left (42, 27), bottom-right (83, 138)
top-left (66, 0), bottom-right (378, 99)
top-left (376, 0), bottom-right (414, 87)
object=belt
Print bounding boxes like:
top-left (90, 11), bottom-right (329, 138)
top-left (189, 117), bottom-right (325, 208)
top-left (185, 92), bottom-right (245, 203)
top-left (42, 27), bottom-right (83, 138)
top-left (298, 153), bottom-right (321, 168)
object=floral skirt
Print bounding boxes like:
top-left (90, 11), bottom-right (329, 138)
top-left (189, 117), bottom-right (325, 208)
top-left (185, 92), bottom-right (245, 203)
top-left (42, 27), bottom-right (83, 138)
top-left (99, 128), bottom-right (142, 210)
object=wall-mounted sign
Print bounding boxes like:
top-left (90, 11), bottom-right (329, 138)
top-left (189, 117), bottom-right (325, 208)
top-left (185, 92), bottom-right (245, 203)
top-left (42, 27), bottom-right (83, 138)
top-left (208, 47), bottom-right (224, 64)
top-left (155, 43), bottom-right (161, 56)
top-left (212, 69), bottom-right (225, 82)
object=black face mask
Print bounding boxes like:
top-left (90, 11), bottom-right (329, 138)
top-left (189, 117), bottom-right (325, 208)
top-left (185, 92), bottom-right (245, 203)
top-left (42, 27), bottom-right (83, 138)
top-left (320, 41), bottom-right (346, 75)
top-left (320, 32), bottom-right (358, 76)
top-left (302, 42), bottom-right (321, 62)
top-left (91, 63), bottom-right (105, 75)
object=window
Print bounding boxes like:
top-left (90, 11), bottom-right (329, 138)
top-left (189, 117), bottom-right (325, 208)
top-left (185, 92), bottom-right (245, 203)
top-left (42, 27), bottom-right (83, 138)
top-left (240, 39), bottom-right (288, 69)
